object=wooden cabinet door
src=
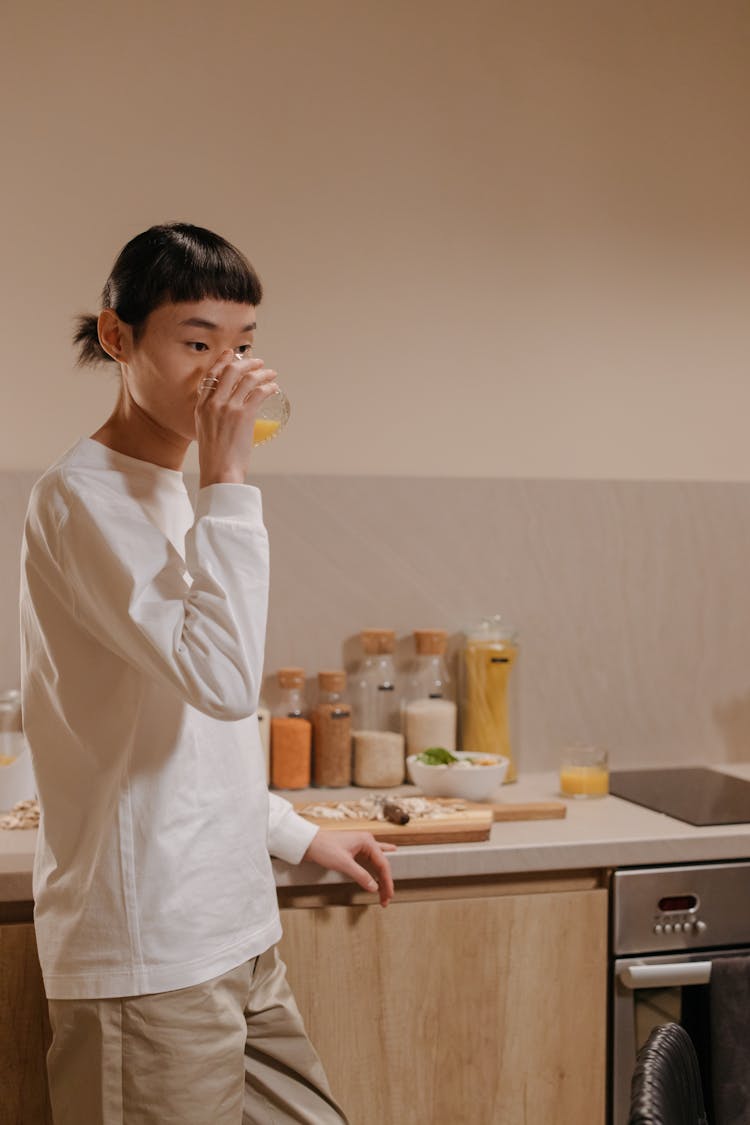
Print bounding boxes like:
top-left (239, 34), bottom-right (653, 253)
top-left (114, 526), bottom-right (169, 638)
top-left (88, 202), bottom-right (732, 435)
top-left (0, 923), bottom-right (53, 1125)
top-left (279, 887), bottom-right (607, 1125)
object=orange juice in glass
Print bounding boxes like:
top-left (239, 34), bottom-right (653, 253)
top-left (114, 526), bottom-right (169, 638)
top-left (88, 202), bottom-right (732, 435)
top-left (559, 746), bottom-right (609, 798)
top-left (252, 388), bottom-right (290, 446)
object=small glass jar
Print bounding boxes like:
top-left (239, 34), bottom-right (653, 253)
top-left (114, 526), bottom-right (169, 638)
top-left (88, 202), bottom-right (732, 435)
top-left (271, 668), bottom-right (312, 790)
top-left (312, 671), bottom-right (352, 787)
top-left (403, 629), bottom-right (457, 756)
top-left (351, 629), bottom-right (400, 733)
top-left (352, 630), bottom-right (405, 787)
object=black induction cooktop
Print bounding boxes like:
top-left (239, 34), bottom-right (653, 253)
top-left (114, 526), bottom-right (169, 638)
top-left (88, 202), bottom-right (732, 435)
top-left (608, 767), bottom-right (750, 826)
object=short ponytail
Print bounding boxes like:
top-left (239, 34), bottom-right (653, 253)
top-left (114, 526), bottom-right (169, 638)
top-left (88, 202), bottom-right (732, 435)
top-left (72, 221), bottom-right (263, 369)
top-left (73, 313), bottom-right (116, 367)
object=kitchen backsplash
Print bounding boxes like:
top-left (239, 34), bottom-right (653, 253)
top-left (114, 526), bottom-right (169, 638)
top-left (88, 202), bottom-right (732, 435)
top-left (3, 469), bottom-right (750, 774)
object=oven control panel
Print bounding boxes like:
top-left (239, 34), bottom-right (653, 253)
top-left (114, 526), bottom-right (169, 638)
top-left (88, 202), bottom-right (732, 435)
top-left (650, 893), bottom-right (707, 936)
top-left (652, 918), bottom-right (707, 936)
top-left (612, 861), bottom-right (750, 956)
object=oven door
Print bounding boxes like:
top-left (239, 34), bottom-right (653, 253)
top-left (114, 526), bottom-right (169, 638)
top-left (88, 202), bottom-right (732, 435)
top-left (610, 947), bottom-right (747, 1125)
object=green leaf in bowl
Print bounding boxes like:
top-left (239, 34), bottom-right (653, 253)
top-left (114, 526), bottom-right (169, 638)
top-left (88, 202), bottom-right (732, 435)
top-left (416, 747), bottom-right (459, 766)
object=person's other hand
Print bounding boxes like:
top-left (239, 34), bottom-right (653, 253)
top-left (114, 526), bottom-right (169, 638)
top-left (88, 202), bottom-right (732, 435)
top-left (302, 830), bottom-right (397, 907)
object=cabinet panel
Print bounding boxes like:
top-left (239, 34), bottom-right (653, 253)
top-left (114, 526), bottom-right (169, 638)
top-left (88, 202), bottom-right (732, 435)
top-left (279, 888), bottom-right (607, 1125)
top-left (0, 922), bottom-right (53, 1125)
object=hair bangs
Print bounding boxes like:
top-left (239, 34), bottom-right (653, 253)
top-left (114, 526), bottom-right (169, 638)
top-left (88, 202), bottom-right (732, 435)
top-left (75, 222), bottom-right (264, 365)
top-left (152, 231), bottom-right (263, 309)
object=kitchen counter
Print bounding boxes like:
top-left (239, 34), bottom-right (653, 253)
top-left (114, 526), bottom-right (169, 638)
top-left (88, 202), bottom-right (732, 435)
top-left (3, 763), bottom-right (750, 903)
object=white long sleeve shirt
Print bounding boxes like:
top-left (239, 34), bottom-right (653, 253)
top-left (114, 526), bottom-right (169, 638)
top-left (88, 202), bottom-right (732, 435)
top-left (19, 436), bottom-right (317, 1000)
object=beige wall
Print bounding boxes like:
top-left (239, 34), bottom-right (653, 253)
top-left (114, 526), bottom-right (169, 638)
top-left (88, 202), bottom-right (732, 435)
top-left (3, 1), bottom-right (750, 480)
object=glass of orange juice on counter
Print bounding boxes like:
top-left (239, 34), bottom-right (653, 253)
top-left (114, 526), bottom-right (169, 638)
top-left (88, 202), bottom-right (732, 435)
top-left (559, 745), bottom-right (609, 798)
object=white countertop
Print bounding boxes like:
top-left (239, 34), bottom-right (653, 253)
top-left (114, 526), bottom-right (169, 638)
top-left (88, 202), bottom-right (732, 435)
top-left (273, 762), bottom-right (750, 889)
top-left (4, 764), bottom-right (750, 903)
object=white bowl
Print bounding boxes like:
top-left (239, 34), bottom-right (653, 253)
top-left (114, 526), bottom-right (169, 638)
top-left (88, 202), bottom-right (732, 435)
top-left (406, 751), bottom-right (509, 800)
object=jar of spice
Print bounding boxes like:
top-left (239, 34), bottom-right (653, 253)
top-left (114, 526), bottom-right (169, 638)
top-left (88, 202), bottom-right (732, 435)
top-left (403, 629), bottom-right (457, 756)
top-left (312, 671), bottom-right (352, 787)
top-left (270, 668), bottom-right (312, 790)
top-left (352, 630), bottom-right (405, 787)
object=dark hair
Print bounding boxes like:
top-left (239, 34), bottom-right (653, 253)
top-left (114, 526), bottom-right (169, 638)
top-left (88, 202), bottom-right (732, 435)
top-left (73, 222), bottom-right (263, 366)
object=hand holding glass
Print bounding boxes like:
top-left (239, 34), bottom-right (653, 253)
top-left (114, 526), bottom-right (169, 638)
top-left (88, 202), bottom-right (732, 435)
top-left (231, 348), bottom-right (290, 447)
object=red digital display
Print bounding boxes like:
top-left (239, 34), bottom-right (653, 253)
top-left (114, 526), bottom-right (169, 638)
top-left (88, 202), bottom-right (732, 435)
top-left (658, 895), bottom-right (698, 913)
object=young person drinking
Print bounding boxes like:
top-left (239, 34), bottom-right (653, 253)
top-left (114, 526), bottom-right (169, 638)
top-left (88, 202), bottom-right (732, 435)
top-left (20, 222), bottom-right (395, 1125)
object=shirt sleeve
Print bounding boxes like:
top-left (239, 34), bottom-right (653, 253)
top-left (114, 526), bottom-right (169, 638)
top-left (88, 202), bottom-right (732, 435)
top-left (56, 478), bottom-right (269, 721)
top-left (268, 792), bottom-right (319, 863)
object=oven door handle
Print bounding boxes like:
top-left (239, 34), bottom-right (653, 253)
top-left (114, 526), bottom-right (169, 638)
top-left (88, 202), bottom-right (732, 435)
top-left (618, 962), bottom-right (712, 989)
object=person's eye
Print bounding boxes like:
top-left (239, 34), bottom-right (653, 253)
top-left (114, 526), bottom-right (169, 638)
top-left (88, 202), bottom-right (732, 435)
top-left (186, 342), bottom-right (209, 352)
top-left (234, 344), bottom-right (254, 357)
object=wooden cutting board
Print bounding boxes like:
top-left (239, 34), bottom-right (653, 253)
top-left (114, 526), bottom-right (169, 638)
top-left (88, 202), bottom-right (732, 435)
top-left (488, 800), bottom-right (567, 822)
top-left (294, 798), bottom-right (493, 844)
top-left (294, 797), bottom-right (567, 845)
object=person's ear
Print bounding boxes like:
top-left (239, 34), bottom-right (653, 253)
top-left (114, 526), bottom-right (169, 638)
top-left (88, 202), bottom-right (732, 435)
top-left (97, 309), bottom-right (133, 362)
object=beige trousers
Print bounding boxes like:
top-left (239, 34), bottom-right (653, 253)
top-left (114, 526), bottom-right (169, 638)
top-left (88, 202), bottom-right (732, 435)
top-left (46, 946), bottom-right (349, 1125)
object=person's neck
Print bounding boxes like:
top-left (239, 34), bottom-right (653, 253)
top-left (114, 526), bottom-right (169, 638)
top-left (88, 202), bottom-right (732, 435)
top-left (90, 398), bottom-right (189, 472)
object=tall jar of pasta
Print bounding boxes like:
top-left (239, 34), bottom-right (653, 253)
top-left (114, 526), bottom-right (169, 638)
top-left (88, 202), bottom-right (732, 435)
top-left (460, 616), bottom-right (520, 782)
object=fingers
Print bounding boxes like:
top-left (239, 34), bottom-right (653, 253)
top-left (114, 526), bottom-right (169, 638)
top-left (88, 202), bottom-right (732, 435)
top-left (303, 829), bottom-right (397, 908)
top-left (344, 857), bottom-right (394, 908)
top-left (197, 351), bottom-right (279, 414)
top-left (351, 836), bottom-right (395, 907)
top-left (342, 857), bottom-right (381, 897)
top-left (203, 349), bottom-right (250, 391)
top-left (197, 350), bottom-right (255, 402)
top-left (234, 370), bottom-right (279, 405)
top-left (215, 355), bottom-right (270, 400)
top-left (206, 349), bottom-right (236, 381)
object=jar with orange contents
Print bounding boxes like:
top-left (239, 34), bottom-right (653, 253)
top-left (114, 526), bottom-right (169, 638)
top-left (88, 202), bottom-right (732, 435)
top-left (270, 668), bottom-right (312, 790)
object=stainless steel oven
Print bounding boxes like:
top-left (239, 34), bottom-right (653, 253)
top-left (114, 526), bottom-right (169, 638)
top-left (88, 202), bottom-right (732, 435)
top-left (610, 860), bottom-right (750, 1125)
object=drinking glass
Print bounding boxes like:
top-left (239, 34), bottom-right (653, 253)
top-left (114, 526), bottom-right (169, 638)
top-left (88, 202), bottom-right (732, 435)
top-left (232, 346), bottom-right (291, 447)
top-left (252, 387), bottom-right (291, 446)
top-left (559, 745), bottom-right (609, 798)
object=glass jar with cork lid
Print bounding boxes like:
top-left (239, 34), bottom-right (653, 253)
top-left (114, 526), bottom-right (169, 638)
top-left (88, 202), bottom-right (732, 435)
top-left (460, 615), bottom-right (520, 782)
top-left (312, 670), bottom-right (352, 788)
top-left (403, 629), bottom-right (457, 756)
top-left (270, 667), bottom-right (312, 790)
top-left (351, 629), bottom-right (405, 787)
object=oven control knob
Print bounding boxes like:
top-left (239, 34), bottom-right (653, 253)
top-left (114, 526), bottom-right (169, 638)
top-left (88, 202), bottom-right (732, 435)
top-left (694, 920), bottom-right (707, 934)
top-left (673, 922), bottom-right (683, 933)
top-left (663, 923), bottom-right (673, 934)
top-left (653, 923), bottom-right (663, 934)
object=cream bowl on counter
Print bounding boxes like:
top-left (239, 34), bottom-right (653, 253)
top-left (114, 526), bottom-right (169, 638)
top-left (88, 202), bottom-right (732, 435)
top-left (406, 752), bottom-right (509, 800)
